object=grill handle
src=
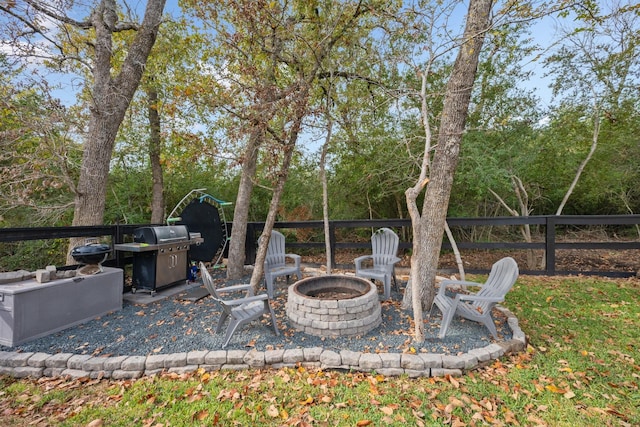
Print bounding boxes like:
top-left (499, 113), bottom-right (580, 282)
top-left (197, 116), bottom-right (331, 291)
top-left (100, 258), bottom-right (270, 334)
top-left (158, 237), bottom-right (187, 243)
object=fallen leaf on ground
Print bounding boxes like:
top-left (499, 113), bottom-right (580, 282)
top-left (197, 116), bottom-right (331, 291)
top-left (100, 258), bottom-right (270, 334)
top-left (267, 405), bottom-right (279, 418)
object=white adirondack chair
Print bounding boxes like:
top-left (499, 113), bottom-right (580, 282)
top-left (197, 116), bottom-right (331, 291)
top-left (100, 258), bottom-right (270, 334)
top-left (200, 262), bottom-right (279, 348)
top-left (433, 257), bottom-right (519, 339)
top-left (263, 230), bottom-right (302, 298)
top-left (354, 227), bottom-right (401, 299)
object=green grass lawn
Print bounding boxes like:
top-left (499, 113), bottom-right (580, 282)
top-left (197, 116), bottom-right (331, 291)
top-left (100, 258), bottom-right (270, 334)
top-left (1, 275), bottom-right (638, 426)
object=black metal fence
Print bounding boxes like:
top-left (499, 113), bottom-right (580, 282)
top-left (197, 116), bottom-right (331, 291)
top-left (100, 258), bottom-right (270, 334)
top-left (2, 215), bottom-right (640, 277)
top-left (243, 215), bottom-right (640, 277)
top-left (0, 224), bottom-right (146, 271)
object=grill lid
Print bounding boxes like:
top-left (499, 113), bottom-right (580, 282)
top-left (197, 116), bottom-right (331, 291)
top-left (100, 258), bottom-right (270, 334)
top-left (133, 225), bottom-right (190, 244)
top-left (71, 243), bottom-right (111, 265)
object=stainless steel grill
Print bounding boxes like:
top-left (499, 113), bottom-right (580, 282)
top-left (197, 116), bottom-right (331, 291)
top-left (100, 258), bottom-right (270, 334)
top-left (115, 225), bottom-right (202, 295)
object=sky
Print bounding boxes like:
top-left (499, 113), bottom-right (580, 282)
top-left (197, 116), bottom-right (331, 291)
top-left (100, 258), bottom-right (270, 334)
top-left (521, 14), bottom-right (565, 109)
top-left (4, 1), bottom-right (570, 112)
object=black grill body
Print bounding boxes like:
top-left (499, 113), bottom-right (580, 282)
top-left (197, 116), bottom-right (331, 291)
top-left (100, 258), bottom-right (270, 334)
top-left (131, 226), bottom-right (190, 294)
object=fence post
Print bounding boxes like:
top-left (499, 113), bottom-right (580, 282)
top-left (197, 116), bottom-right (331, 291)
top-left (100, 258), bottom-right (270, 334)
top-left (545, 216), bottom-right (556, 275)
top-left (114, 224), bottom-right (124, 269)
top-left (329, 222), bottom-right (336, 267)
top-left (246, 223), bottom-right (257, 265)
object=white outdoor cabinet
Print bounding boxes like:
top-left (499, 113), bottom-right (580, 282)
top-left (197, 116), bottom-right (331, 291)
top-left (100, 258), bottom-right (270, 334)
top-left (0, 267), bottom-right (123, 347)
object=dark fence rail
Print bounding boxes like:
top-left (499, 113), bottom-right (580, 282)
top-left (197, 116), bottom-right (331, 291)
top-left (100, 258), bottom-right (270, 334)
top-left (243, 215), bottom-right (640, 277)
top-left (0, 224), bottom-right (150, 271)
top-left (2, 215), bottom-right (640, 277)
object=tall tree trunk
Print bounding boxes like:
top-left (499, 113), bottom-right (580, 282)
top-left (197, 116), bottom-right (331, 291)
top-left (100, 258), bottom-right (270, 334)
top-left (249, 141), bottom-right (297, 292)
top-left (320, 127), bottom-right (333, 274)
top-left (407, 0), bottom-right (493, 343)
top-left (147, 86), bottom-right (165, 224)
top-left (556, 108), bottom-right (601, 215)
top-left (67, 0), bottom-right (166, 263)
top-left (403, 62), bottom-right (435, 314)
top-left (226, 129), bottom-right (262, 279)
top-left (249, 92), bottom-right (309, 292)
top-left (320, 87), bottom-right (334, 274)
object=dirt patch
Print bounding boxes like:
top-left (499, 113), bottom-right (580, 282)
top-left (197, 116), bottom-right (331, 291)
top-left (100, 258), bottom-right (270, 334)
top-left (304, 247), bottom-right (640, 276)
top-left (305, 288), bottom-right (363, 299)
top-left (445, 248), bottom-right (640, 274)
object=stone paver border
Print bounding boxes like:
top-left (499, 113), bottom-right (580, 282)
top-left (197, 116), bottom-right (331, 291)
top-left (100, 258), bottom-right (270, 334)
top-left (0, 306), bottom-right (525, 379)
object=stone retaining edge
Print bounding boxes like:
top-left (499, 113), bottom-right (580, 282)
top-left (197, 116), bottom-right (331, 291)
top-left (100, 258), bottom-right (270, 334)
top-left (0, 306), bottom-right (525, 379)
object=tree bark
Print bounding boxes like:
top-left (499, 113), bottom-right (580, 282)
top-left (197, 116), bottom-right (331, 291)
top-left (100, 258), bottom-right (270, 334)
top-left (249, 91), bottom-right (309, 292)
top-left (68, 0), bottom-right (166, 262)
top-left (409, 0), bottom-right (494, 342)
top-left (249, 140), bottom-right (297, 292)
top-left (320, 124), bottom-right (333, 274)
top-left (403, 64), bottom-right (435, 316)
top-left (147, 86), bottom-right (165, 224)
top-left (320, 84), bottom-right (334, 274)
top-left (226, 129), bottom-right (262, 279)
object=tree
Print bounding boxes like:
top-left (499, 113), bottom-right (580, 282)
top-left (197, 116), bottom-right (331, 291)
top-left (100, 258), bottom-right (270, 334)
top-left (185, 0), bottom-right (393, 285)
top-left (113, 16), bottom-right (213, 224)
top-left (0, 0), bottom-right (167, 261)
top-left (183, 0), bottom-right (292, 279)
top-left (400, 0), bottom-right (584, 342)
top-left (318, 77), bottom-right (336, 273)
top-left (146, 85), bottom-right (164, 224)
top-left (0, 56), bottom-right (79, 225)
top-left (70, 0), bottom-right (166, 259)
top-left (405, 0), bottom-right (494, 342)
top-left (452, 21), bottom-right (545, 269)
top-left (545, 0), bottom-right (640, 215)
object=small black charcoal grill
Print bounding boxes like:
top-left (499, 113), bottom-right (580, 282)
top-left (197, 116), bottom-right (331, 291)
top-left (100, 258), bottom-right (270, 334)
top-left (115, 225), bottom-right (201, 295)
top-left (71, 242), bottom-right (112, 275)
top-left (71, 243), bottom-right (111, 265)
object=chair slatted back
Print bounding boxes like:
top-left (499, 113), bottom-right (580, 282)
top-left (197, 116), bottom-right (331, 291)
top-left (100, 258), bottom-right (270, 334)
top-left (266, 230), bottom-right (287, 267)
top-left (199, 262), bottom-right (222, 301)
top-left (475, 257), bottom-right (519, 312)
top-left (371, 228), bottom-right (399, 267)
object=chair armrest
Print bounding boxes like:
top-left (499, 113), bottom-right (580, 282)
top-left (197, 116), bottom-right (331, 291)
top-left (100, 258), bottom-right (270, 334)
top-left (438, 278), bottom-right (481, 291)
top-left (223, 293), bottom-right (269, 306)
top-left (216, 284), bottom-right (253, 296)
top-left (285, 253), bottom-right (301, 267)
top-left (440, 278), bottom-right (482, 288)
top-left (354, 255), bottom-right (373, 269)
top-left (437, 278), bottom-right (479, 297)
top-left (387, 256), bottom-right (401, 266)
top-left (456, 294), bottom-right (504, 303)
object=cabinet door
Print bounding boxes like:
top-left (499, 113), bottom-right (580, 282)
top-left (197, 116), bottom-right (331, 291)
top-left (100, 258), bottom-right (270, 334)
top-left (133, 251), bottom-right (157, 290)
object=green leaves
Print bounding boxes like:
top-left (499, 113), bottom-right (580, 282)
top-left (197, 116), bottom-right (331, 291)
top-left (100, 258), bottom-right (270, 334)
top-left (0, 60), bottom-right (79, 227)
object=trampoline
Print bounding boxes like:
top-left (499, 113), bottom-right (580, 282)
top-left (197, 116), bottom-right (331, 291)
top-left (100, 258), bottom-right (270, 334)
top-left (167, 188), bottom-right (231, 267)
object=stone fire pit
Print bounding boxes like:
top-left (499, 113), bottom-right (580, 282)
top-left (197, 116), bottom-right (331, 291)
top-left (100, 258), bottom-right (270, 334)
top-left (286, 275), bottom-right (381, 337)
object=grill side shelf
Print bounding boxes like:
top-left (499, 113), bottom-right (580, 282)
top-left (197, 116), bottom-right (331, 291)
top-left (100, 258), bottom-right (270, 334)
top-left (114, 238), bottom-right (203, 253)
top-left (114, 243), bottom-right (160, 253)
